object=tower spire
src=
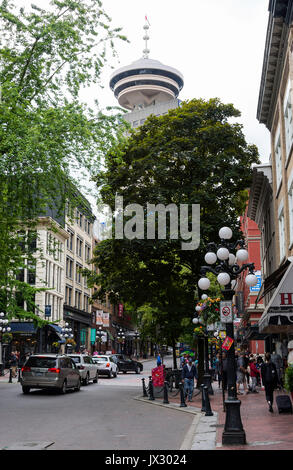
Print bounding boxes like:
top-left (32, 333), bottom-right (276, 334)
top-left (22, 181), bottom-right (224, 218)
top-left (143, 15), bottom-right (150, 59)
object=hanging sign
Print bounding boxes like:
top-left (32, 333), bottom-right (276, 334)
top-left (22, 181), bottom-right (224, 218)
top-left (220, 301), bottom-right (233, 323)
top-left (222, 336), bottom-right (234, 351)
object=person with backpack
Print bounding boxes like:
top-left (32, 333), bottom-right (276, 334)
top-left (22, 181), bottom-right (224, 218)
top-left (261, 352), bottom-right (278, 413)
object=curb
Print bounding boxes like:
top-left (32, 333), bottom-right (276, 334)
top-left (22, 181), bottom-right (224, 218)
top-left (134, 395), bottom-right (218, 450)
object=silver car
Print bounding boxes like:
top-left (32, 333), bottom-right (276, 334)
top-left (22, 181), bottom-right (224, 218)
top-left (91, 355), bottom-right (118, 378)
top-left (20, 354), bottom-right (81, 394)
top-left (67, 354), bottom-right (99, 386)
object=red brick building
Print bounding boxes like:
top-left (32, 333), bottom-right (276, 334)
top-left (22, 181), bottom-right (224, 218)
top-left (236, 204), bottom-right (265, 355)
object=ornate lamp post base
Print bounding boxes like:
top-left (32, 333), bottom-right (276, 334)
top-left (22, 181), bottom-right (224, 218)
top-left (222, 398), bottom-right (246, 445)
top-left (203, 373), bottom-right (213, 395)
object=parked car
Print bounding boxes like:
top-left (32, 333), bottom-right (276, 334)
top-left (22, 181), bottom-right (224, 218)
top-left (91, 355), bottom-right (118, 378)
top-left (20, 354), bottom-right (81, 394)
top-left (112, 354), bottom-right (143, 374)
top-left (67, 354), bottom-right (99, 386)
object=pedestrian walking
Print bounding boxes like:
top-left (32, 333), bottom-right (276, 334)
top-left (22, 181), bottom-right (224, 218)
top-left (271, 350), bottom-right (283, 388)
top-left (156, 353), bottom-right (162, 367)
top-left (236, 352), bottom-right (248, 395)
top-left (181, 357), bottom-right (198, 402)
top-left (215, 353), bottom-right (222, 388)
top-left (261, 352), bottom-right (278, 413)
top-left (9, 351), bottom-right (18, 378)
top-left (180, 353), bottom-right (187, 368)
top-left (249, 357), bottom-right (260, 393)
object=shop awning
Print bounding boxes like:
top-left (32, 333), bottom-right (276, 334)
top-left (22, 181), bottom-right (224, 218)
top-left (259, 259), bottom-right (293, 333)
top-left (48, 324), bottom-right (65, 343)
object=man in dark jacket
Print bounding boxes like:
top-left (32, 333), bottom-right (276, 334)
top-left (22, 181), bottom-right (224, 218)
top-left (182, 357), bottom-right (198, 402)
top-left (261, 352), bottom-right (278, 413)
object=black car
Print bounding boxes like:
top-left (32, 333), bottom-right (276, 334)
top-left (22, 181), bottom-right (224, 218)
top-left (112, 354), bottom-right (143, 374)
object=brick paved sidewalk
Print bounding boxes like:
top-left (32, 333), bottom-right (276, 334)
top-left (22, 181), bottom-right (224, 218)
top-left (164, 383), bottom-right (293, 450)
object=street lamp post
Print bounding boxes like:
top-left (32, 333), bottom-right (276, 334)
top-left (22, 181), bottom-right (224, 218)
top-left (117, 328), bottom-right (125, 354)
top-left (193, 300), bottom-right (213, 394)
top-left (0, 312), bottom-right (11, 376)
top-left (61, 322), bottom-right (74, 354)
top-left (96, 326), bottom-right (105, 352)
top-left (198, 226), bottom-right (258, 446)
top-left (134, 330), bottom-right (140, 358)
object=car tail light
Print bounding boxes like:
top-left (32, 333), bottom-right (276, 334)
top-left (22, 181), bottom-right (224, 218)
top-left (106, 363), bottom-right (110, 367)
top-left (21, 366), bottom-right (31, 372)
top-left (48, 368), bottom-right (61, 373)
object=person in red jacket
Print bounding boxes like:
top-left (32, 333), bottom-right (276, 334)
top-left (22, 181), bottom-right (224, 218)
top-left (249, 357), bottom-right (260, 393)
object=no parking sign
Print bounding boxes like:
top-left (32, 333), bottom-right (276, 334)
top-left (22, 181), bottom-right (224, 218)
top-left (220, 301), bottom-right (233, 323)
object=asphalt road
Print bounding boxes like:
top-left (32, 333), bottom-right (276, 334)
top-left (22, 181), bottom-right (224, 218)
top-left (0, 356), bottom-right (195, 450)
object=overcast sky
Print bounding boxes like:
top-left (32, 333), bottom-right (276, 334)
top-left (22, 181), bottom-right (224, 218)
top-left (90, 0), bottom-right (271, 163)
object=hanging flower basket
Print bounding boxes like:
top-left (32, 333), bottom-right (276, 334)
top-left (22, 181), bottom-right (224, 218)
top-left (2, 332), bottom-right (13, 344)
top-left (66, 338), bottom-right (76, 347)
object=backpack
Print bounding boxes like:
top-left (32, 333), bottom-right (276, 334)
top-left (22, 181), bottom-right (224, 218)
top-left (263, 363), bottom-right (276, 384)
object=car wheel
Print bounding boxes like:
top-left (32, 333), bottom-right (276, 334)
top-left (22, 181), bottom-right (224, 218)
top-left (75, 379), bottom-right (81, 392)
top-left (109, 370), bottom-right (113, 378)
top-left (93, 373), bottom-right (98, 384)
top-left (113, 370), bottom-right (117, 378)
top-left (22, 386), bottom-right (30, 394)
top-left (83, 374), bottom-right (89, 386)
top-left (60, 380), bottom-right (67, 394)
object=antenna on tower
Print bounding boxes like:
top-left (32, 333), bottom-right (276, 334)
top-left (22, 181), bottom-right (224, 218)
top-left (143, 15), bottom-right (150, 59)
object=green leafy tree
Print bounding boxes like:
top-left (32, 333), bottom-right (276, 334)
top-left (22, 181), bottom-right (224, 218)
top-left (88, 98), bottom-right (259, 364)
top-left (0, 0), bottom-right (127, 323)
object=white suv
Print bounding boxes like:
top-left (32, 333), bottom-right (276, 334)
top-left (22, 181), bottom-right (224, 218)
top-left (92, 355), bottom-right (118, 378)
top-left (68, 354), bottom-right (99, 386)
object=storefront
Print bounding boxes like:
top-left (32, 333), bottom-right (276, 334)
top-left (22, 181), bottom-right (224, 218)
top-left (9, 322), bottom-right (37, 365)
top-left (64, 306), bottom-right (91, 352)
top-left (259, 259), bottom-right (293, 356)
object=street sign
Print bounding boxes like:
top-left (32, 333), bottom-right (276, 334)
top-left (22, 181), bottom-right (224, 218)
top-left (45, 305), bottom-right (51, 317)
top-left (220, 301), bottom-right (233, 323)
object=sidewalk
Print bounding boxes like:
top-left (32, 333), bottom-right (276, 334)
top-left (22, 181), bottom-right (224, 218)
top-left (136, 381), bottom-right (293, 450)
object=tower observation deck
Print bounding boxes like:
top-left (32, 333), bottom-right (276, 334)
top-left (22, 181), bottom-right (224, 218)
top-left (109, 20), bottom-right (184, 111)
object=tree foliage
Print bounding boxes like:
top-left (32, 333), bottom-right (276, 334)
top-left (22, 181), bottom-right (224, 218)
top-left (0, 0), bottom-right (127, 323)
top-left (90, 98), bottom-right (260, 351)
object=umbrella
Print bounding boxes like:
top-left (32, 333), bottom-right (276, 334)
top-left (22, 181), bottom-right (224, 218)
top-left (180, 350), bottom-right (195, 357)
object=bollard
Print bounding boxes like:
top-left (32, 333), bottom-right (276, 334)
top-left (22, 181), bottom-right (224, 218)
top-left (179, 382), bottom-right (187, 407)
top-left (148, 376), bottom-right (155, 401)
top-left (141, 377), bottom-right (148, 397)
top-left (9, 368), bottom-right (13, 383)
top-left (163, 380), bottom-right (169, 404)
top-left (200, 384), bottom-right (206, 412)
top-left (203, 385), bottom-right (213, 416)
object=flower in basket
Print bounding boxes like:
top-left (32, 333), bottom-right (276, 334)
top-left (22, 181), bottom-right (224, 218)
top-left (52, 341), bottom-right (60, 348)
top-left (66, 338), bottom-right (76, 346)
top-left (2, 332), bottom-right (13, 344)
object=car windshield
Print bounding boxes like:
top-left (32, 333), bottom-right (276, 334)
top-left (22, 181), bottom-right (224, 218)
top-left (69, 357), bottom-right (80, 363)
top-left (25, 357), bottom-right (57, 368)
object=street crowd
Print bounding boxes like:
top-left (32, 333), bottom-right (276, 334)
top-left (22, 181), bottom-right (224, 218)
top-left (176, 341), bottom-right (293, 414)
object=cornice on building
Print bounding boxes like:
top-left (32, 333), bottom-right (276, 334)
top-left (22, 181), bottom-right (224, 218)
top-left (257, 0), bottom-right (293, 130)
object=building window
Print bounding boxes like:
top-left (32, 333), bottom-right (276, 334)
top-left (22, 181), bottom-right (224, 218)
top-left (84, 295), bottom-right (89, 312)
top-left (75, 290), bottom-right (82, 310)
top-left (275, 129), bottom-right (282, 190)
top-left (288, 178), bottom-right (293, 246)
top-left (67, 229), bottom-right (74, 252)
top-left (65, 285), bottom-right (72, 306)
top-left (76, 237), bottom-right (83, 258)
top-left (66, 256), bottom-right (73, 279)
top-left (278, 208), bottom-right (285, 261)
top-left (76, 263), bottom-right (82, 284)
top-left (85, 243), bottom-right (91, 263)
top-left (284, 80), bottom-right (293, 160)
